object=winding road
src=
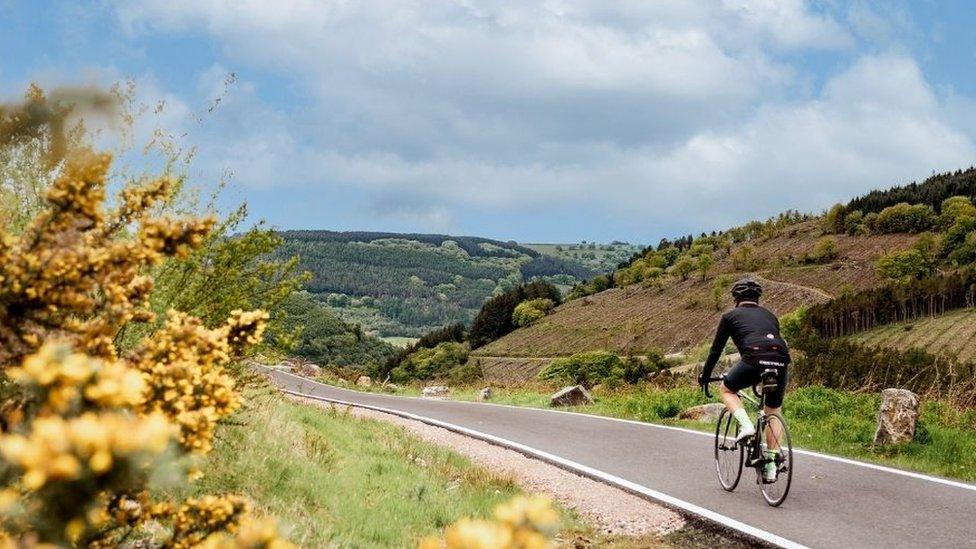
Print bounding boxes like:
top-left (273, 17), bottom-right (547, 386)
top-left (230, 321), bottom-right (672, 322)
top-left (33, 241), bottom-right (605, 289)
top-left (260, 367), bottom-right (976, 549)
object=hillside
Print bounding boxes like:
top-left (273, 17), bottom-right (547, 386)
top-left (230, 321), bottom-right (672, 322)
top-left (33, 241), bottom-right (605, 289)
top-left (476, 221), bottom-right (916, 360)
top-left (273, 231), bottom-right (595, 337)
top-left (850, 308), bottom-right (976, 362)
top-left (276, 291), bottom-right (397, 368)
top-left (524, 241), bottom-right (645, 273)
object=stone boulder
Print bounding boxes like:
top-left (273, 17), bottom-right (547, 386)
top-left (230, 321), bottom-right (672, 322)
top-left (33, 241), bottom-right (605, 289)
top-left (422, 386), bottom-right (450, 399)
top-left (678, 403), bottom-right (726, 423)
top-left (550, 385), bottom-right (593, 407)
top-left (356, 375), bottom-right (372, 387)
top-left (478, 387), bottom-right (493, 401)
top-left (874, 389), bottom-right (920, 445)
top-left (295, 362), bottom-right (322, 377)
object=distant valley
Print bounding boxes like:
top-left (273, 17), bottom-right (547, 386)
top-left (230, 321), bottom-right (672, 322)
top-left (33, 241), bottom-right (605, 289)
top-left (272, 230), bottom-right (641, 339)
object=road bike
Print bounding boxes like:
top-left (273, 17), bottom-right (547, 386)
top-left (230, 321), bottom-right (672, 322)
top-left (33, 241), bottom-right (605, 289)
top-left (704, 369), bottom-right (793, 506)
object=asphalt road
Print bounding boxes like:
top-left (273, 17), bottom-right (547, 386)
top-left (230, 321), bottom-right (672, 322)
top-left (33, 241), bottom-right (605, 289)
top-left (262, 368), bottom-right (976, 549)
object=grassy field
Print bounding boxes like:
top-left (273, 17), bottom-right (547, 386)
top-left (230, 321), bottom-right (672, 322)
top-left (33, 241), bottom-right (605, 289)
top-left (177, 385), bottom-right (738, 547)
top-left (381, 336), bottom-right (420, 348)
top-left (850, 308), bottom-right (976, 362)
top-left (356, 381), bottom-right (976, 482)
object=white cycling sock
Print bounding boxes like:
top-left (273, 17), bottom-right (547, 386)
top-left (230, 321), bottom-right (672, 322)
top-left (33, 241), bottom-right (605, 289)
top-left (733, 408), bottom-right (753, 432)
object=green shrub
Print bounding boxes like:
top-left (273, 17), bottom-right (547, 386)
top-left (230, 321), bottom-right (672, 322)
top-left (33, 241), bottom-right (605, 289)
top-left (711, 275), bottom-right (734, 311)
top-left (538, 350), bottom-right (670, 387)
top-left (790, 333), bottom-right (976, 406)
top-left (538, 351), bottom-right (623, 387)
top-left (730, 244), bottom-right (758, 271)
top-left (779, 306), bottom-right (808, 343)
top-left (875, 249), bottom-right (932, 282)
top-left (823, 203), bottom-right (851, 234)
top-left (618, 351), bottom-right (670, 384)
top-left (942, 216), bottom-right (976, 264)
top-left (512, 298), bottom-right (555, 327)
top-left (937, 196), bottom-right (976, 230)
top-left (671, 257), bottom-right (695, 280)
top-left (874, 202), bottom-right (936, 234)
top-left (810, 236), bottom-right (839, 263)
top-left (391, 342), bottom-right (469, 382)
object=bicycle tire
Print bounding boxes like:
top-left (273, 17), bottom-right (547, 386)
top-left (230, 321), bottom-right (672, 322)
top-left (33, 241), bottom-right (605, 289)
top-left (758, 413), bottom-right (793, 507)
top-left (714, 408), bottom-right (744, 491)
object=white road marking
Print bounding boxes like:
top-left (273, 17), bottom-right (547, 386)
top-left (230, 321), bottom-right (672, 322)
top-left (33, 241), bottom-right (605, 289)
top-left (279, 387), bottom-right (808, 549)
top-left (263, 368), bottom-right (976, 494)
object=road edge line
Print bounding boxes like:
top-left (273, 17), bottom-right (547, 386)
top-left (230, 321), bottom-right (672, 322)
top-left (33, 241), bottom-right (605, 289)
top-left (278, 386), bottom-right (808, 549)
top-left (264, 368), bottom-right (976, 493)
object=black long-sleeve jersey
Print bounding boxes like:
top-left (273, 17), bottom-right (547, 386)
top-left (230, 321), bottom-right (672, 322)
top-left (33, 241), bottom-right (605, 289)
top-left (701, 303), bottom-right (791, 378)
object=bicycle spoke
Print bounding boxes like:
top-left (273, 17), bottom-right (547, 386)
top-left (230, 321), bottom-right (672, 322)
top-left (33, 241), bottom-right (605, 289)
top-left (714, 410), bottom-right (743, 491)
top-left (758, 414), bottom-right (793, 506)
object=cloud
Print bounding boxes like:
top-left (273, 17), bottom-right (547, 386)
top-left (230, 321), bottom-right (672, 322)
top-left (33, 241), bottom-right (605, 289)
top-left (108, 2), bottom-right (975, 240)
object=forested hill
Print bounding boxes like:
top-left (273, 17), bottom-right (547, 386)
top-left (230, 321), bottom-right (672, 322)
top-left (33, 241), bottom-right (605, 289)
top-left (847, 167), bottom-right (976, 213)
top-left (281, 230), bottom-right (541, 258)
top-left (273, 230), bottom-right (596, 337)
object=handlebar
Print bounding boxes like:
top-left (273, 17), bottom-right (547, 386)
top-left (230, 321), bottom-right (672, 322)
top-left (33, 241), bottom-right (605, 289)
top-left (702, 375), bottom-right (725, 399)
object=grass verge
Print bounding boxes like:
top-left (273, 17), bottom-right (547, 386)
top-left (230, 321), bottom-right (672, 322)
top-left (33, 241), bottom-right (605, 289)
top-left (170, 389), bottom-right (534, 547)
top-left (170, 383), bottom-right (749, 548)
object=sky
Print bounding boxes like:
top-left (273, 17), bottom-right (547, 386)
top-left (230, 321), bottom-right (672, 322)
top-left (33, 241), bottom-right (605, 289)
top-left (2, 1), bottom-right (976, 244)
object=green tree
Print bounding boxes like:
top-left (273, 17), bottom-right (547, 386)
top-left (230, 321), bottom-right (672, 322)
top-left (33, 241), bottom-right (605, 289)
top-left (538, 351), bottom-right (623, 387)
top-left (391, 342), bottom-right (471, 382)
top-left (697, 252), bottom-right (713, 281)
top-left (810, 236), bottom-right (839, 263)
top-left (712, 275), bottom-right (734, 311)
top-left (275, 292), bottom-right (395, 367)
top-left (822, 203), bottom-right (847, 234)
top-left (937, 196), bottom-right (976, 230)
top-left (874, 203), bottom-right (936, 233)
top-left (468, 280), bottom-right (560, 348)
top-left (730, 244), bottom-right (758, 271)
top-left (875, 249), bottom-right (932, 283)
top-left (512, 298), bottom-right (555, 327)
top-left (672, 257), bottom-right (695, 281)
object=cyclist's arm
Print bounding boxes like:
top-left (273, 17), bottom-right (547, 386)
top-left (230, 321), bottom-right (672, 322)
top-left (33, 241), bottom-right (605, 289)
top-left (701, 317), bottom-right (730, 381)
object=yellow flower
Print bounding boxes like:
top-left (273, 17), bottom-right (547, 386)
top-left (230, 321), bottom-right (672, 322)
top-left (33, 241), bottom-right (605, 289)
top-left (422, 496), bottom-right (559, 549)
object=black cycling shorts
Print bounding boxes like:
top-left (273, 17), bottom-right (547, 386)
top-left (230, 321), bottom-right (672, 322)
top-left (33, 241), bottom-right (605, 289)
top-left (722, 360), bottom-right (788, 408)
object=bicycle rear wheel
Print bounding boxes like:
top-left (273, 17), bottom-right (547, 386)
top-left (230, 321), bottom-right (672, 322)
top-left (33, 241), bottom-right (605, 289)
top-left (758, 413), bottom-right (793, 506)
top-left (714, 408), bottom-right (743, 491)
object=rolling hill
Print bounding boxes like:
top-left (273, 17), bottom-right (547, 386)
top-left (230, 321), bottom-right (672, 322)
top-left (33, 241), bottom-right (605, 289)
top-left (471, 221), bottom-right (924, 381)
top-left (272, 231), bottom-right (596, 337)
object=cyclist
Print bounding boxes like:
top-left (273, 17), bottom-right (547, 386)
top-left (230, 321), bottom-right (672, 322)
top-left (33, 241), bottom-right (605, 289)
top-left (698, 278), bottom-right (791, 481)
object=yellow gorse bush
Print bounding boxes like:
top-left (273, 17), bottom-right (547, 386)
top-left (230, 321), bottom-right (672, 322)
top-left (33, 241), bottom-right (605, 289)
top-left (0, 88), bottom-right (293, 547)
top-left (419, 495), bottom-right (560, 549)
top-left (129, 310), bottom-right (269, 453)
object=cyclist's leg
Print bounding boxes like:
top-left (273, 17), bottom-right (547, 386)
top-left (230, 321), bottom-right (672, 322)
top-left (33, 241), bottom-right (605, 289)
top-left (718, 380), bottom-right (743, 411)
top-left (763, 368), bottom-right (788, 451)
top-left (721, 361), bottom-right (757, 436)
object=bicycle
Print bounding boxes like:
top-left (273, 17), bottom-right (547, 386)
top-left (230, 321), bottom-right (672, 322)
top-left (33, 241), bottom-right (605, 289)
top-left (704, 369), bottom-right (794, 506)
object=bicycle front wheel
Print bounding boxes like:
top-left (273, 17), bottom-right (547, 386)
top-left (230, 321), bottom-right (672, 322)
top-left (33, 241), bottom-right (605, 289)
top-left (714, 408), bottom-right (743, 491)
top-left (759, 413), bottom-right (793, 507)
